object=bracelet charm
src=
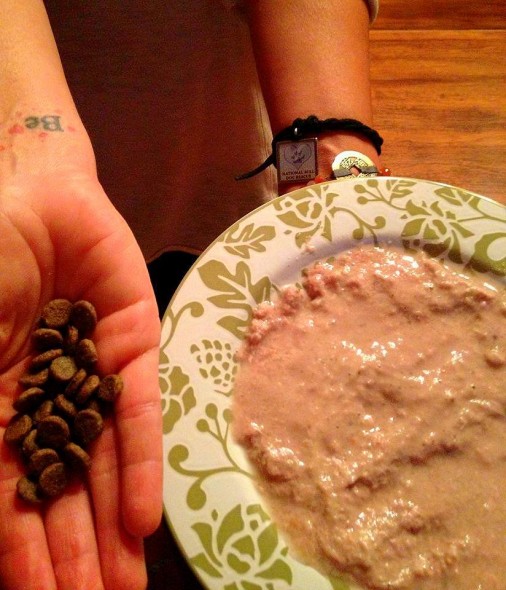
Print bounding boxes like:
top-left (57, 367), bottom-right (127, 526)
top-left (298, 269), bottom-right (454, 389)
top-left (235, 115), bottom-right (383, 181)
top-left (276, 137), bottom-right (318, 184)
top-left (331, 150), bottom-right (379, 180)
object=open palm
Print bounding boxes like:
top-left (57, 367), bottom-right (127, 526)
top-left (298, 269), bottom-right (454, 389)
top-left (0, 172), bottom-right (162, 590)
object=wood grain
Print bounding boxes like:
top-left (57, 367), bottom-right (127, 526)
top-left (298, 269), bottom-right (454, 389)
top-left (374, 0), bottom-right (506, 30)
top-left (370, 30), bottom-right (506, 205)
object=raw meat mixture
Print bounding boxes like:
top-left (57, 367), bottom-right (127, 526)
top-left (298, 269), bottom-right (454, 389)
top-left (232, 245), bottom-right (506, 589)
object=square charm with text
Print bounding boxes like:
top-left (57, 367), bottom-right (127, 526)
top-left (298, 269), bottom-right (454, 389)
top-left (276, 138), bottom-right (318, 184)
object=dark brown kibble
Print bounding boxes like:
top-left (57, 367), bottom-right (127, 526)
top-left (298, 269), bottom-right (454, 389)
top-left (4, 414), bottom-right (33, 445)
top-left (29, 448), bottom-right (60, 474)
top-left (49, 356), bottom-right (77, 382)
top-left (30, 348), bottom-right (63, 371)
top-left (18, 368), bottom-right (49, 388)
top-left (9, 298), bottom-right (118, 504)
top-left (32, 328), bottom-right (64, 351)
top-left (64, 367), bottom-right (87, 398)
top-left (98, 374), bottom-right (124, 403)
top-left (64, 442), bottom-right (92, 471)
top-left (74, 409), bottom-right (104, 446)
top-left (76, 339), bottom-right (98, 368)
top-left (37, 415), bottom-right (70, 449)
top-left (41, 299), bottom-right (73, 329)
top-left (70, 300), bottom-right (98, 335)
top-left (54, 394), bottom-right (78, 419)
top-left (38, 462), bottom-right (67, 497)
top-left (75, 374), bottom-right (100, 405)
top-left (64, 324), bottom-right (79, 354)
top-left (33, 400), bottom-right (54, 423)
top-left (13, 387), bottom-right (46, 414)
top-left (16, 476), bottom-right (41, 504)
top-left (22, 429), bottom-right (40, 457)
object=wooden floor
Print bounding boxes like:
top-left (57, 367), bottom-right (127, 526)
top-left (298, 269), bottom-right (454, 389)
top-left (144, 2), bottom-right (506, 589)
top-left (370, 0), bottom-right (506, 206)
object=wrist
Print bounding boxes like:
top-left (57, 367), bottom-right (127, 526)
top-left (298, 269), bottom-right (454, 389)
top-left (0, 104), bottom-right (96, 178)
top-left (276, 128), bottom-right (387, 196)
top-left (316, 131), bottom-right (381, 180)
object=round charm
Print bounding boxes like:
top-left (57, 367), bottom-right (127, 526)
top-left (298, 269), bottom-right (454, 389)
top-left (331, 150), bottom-right (379, 180)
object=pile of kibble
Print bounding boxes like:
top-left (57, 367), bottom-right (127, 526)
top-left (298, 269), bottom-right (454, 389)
top-left (3, 299), bottom-right (123, 503)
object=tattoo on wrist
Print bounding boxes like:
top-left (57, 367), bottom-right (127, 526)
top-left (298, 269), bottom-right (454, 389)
top-left (24, 115), bottom-right (64, 132)
top-left (0, 114), bottom-right (76, 151)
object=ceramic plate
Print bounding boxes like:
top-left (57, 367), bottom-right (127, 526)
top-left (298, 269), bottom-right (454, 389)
top-left (161, 177), bottom-right (506, 590)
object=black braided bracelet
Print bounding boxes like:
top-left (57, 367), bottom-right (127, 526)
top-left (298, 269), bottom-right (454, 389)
top-left (236, 115), bottom-right (383, 181)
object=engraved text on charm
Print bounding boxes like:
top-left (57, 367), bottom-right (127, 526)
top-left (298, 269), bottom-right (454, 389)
top-left (276, 138), bottom-right (318, 184)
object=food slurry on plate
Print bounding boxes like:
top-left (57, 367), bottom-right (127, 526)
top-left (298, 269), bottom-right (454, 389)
top-left (231, 244), bottom-right (506, 590)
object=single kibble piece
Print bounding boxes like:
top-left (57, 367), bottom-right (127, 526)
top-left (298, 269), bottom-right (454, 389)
top-left (22, 429), bottom-right (40, 457)
top-left (64, 324), bottom-right (79, 354)
top-left (75, 374), bottom-right (100, 405)
top-left (4, 414), bottom-right (33, 445)
top-left (70, 300), bottom-right (98, 335)
top-left (13, 387), bottom-right (46, 414)
top-left (16, 476), bottom-right (41, 504)
top-left (98, 374), bottom-right (124, 403)
top-left (64, 442), bottom-right (92, 471)
top-left (41, 299), bottom-right (73, 329)
top-left (33, 400), bottom-right (54, 423)
top-left (38, 462), bottom-right (67, 497)
top-left (50, 356), bottom-right (77, 382)
top-left (29, 448), bottom-right (60, 474)
top-left (37, 415), bottom-right (70, 449)
top-left (54, 394), bottom-right (78, 419)
top-left (74, 409), bottom-right (104, 446)
top-left (18, 368), bottom-right (49, 388)
top-left (76, 339), bottom-right (98, 368)
top-left (65, 367), bottom-right (87, 398)
top-left (32, 328), bottom-right (64, 351)
top-left (30, 348), bottom-right (63, 371)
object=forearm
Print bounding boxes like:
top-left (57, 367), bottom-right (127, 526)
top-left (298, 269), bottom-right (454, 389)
top-left (245, 0), bottom-right (380, 176)
top-left (0, 0), bottom-right (95, 177)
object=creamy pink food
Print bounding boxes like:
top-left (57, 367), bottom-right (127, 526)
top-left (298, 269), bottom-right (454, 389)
top-left (232, 245), bottom-right (506, 590)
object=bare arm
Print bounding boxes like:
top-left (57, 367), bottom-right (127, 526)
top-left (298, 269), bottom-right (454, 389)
top-left (245, 0), bottom-right (380, 184)
top-left (0, 0), bottom-right (95, 174)
top-left (0, 2), bottom-right (162, 589)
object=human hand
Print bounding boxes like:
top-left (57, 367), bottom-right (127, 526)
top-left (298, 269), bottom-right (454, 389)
top-left (0, 171), bottom-right (162, 589)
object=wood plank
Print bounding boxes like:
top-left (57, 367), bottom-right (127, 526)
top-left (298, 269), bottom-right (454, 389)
top-left (370, 30), bottom-right (506, 204)
top-left (374, 0), bottom-right (506, 30)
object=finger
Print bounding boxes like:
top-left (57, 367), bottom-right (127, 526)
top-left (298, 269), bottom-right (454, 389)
top-left (89, 422), bottom-right (147, 590)
top-left (93, 300), bottom-right (162, 537)
top-left (43, 478), bottom-right (103, 590)
top-left (116, 346), bottom-right (163, 537)
top-left (0, 440), bottom-right (57, 590)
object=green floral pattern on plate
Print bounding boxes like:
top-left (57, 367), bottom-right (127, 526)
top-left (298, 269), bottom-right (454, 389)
top-left (190, 503), bottom-right (292, 590)
top-left (162, 177), bottom-right (505, 590)
top-left (168, 403), bottom-right (250, 511)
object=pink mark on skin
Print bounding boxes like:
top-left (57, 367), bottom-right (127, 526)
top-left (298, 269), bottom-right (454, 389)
top-left (67, 126), bottom-right (76, 133)
top-left (38, 132), bottom-right (49, 140)
top-left (8, 124), bottom-right (24, 135)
